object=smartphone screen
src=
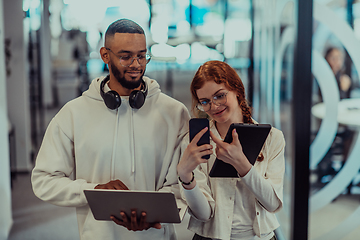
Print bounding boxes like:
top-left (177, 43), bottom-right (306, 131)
top-left (189, 118), bottom-right (210, 159)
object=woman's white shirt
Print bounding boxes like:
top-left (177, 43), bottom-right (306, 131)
top-left (181, 121), bottom-right (286, 239)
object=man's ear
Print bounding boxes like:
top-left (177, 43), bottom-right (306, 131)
top-left (100, 47), bottom-right (110, 64)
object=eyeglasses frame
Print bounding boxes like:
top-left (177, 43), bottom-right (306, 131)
top-left (196, 91), bottom-right (229, 112)
top-left (105, 47), bottom-right (151, 67)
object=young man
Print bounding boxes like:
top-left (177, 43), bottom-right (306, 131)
top-left (31, 19), bottom-right (190, 240)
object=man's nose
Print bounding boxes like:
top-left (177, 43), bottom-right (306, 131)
top-left (129, 57), bottom-right (141, 67)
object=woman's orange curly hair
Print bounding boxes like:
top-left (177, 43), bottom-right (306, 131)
top-left (190, 60), bottom-right (264, 161)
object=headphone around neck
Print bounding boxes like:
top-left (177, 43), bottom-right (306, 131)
top-left (100, 75), bottom-right (148, 110)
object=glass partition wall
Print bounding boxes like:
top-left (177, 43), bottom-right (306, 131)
top-left (252, 1), bottom-right (309, 239)
top-left (309, 1), bottom-right (360, 240)
top-left (252, 0), bottom-right (360, 240)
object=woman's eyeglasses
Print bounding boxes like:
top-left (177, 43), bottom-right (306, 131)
top-left (106, 48), bottom-right (151, 67)
top-left (196, 91), bottom-right (229, 112)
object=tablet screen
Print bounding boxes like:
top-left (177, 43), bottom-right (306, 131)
top-left (209, 123), bottom-right (271, 178)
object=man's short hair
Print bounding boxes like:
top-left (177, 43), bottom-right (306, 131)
top-left (105, 19), bottom-right (145, 46)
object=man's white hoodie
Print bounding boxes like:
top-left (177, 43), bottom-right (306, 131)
top-left (32, 76), bottom-right (190, 240)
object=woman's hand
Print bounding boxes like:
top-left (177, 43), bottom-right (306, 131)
top-left (177, 127), bottom-right (213, 188)
top-left (210, 129), bottom-right (251, 177)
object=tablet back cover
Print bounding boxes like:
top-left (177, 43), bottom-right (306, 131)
top-left (209, 123), bottom-right (271, 178)
top-left (84, 190), bottom-right (181, 223)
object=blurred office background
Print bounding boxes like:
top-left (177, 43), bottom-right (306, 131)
top-left (1, 0), bottom-right (360, 240)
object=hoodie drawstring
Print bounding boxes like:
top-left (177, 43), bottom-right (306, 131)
top-left (110, 109), bottom-right (119, 180)
top-left (130, 109), bottom-right (135, 173)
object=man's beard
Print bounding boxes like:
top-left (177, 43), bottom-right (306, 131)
top-left (110, 62), bottom-right (144, 90)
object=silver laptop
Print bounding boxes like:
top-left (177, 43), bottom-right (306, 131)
top-left (84, 189), bottom-right (183, 223)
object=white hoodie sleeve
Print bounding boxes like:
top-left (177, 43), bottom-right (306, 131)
top-left (157, 105), bottom-right (191, 215)
top-left (31, 118), bottom-right (97, 207)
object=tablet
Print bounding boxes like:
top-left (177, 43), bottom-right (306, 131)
top-left (209, 123), bottom-right (271, 178)
top-left (84, 189), bottom-right (182, 223)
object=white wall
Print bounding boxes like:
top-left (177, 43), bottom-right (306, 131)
top-left (0, 0), bottom-right (13, 238)
top-left (4, 0), bottom-right (32, 171)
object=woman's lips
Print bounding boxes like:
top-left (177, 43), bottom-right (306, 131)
top-left (213, 107), bottom-right (226, 116)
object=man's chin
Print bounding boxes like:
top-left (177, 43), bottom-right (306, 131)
top-left (116, 75), bottom-right (143, 90)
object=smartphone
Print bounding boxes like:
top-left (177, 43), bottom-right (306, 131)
top-left (189, 118), bottom-right (210, 159)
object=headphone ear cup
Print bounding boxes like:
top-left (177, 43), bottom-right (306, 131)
top-left (129, 90), bottom-right (146, 109)
top-left (103, 91), bottom-right (121, 110)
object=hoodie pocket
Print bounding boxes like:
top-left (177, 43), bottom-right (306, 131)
top-left (80, 209), bottom-right (114, 240)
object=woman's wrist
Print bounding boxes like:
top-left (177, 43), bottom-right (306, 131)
top-left (178, 171), bottom-right (196, 190)
top-left (237, 165), bottom-right (252, 177)
top-left (233, 158), bottom-right (252, 177)
top-left (179, 171), bottom-right (194, 185)
top-left (177, 168), bottom-right (193, 182)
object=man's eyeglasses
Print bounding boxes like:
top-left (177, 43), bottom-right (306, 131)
top-left (106, 48), bottom-right (151, 67)
top-left (196, 91), bottom-right (229, 112)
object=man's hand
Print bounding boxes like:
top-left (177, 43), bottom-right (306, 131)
top-left (111, 210), bottom-right (162, 231)
top-left (95, 179), bottom-right (129, 190)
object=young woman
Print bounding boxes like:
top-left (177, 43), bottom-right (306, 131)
top-left (177, 61), bottom-right (285, 240)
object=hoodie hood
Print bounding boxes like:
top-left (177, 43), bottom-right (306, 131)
top-left (82, 75), bottom-right (161, 102)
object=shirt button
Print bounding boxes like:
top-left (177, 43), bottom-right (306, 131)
top-left (257, 212), bottom-right (259, 215)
